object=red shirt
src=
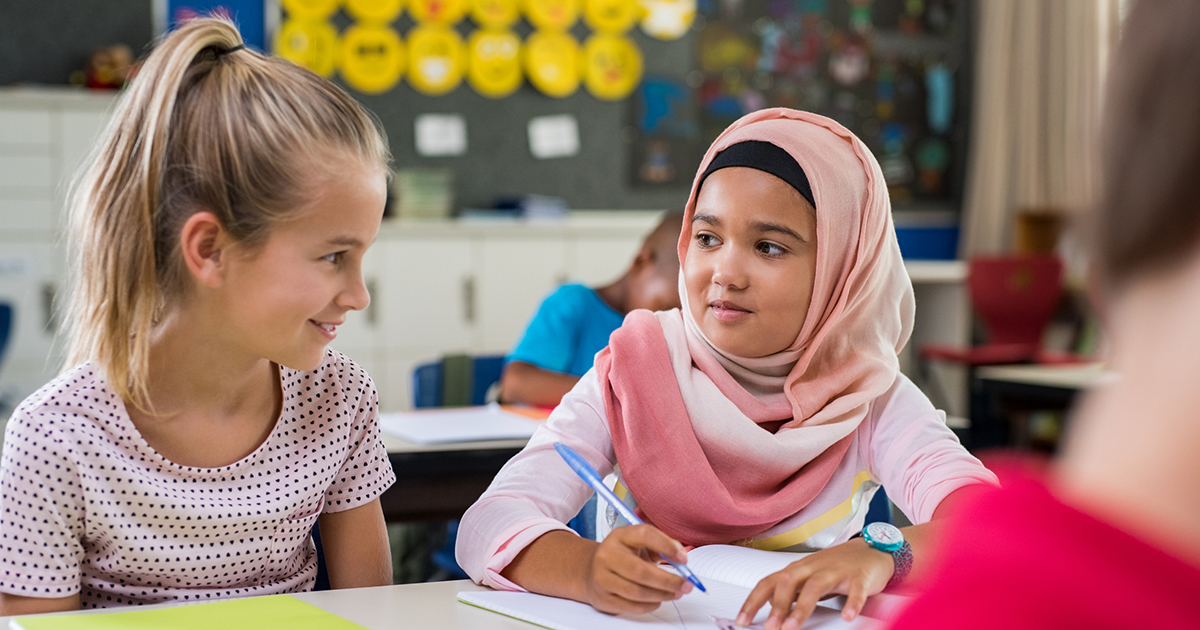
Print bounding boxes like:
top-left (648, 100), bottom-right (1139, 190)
top-left (888, 465), bottom-right (1200, 630)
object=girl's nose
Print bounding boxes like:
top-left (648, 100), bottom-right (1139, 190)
top-left (339, 273), bottom-right (372, 311)
top-left (710, 247), bottom-right (748, 290)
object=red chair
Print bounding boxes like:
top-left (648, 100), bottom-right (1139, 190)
top-left (920, 255), bottom-right (1088, 450)
top-left (921, 255), bottom-right (1083, 367)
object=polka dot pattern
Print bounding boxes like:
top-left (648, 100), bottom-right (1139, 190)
top-left (0, 350), bottom-right (396, 608)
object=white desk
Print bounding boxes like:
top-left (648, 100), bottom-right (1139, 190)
top-left (976, 363), bottom-right (1112, 391)
top-left (0, 581), bottom-right (530, 630)
top-left (973, 363), bottom-right (1110, 451)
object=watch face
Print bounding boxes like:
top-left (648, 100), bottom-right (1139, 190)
top-left (866, 522), bottom-right (903, 547)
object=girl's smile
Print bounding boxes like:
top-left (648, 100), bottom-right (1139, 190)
top-left (708, 298), bottom-right (753, 322)
top-left (309, 318), bottom-right (343, 340)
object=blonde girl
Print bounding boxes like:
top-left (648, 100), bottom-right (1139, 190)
top-left (457, 109), bottom-right (997, 629)
top-left (0, 18), bottom-right (394, 615)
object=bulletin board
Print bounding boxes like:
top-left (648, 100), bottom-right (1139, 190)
top-left (631, 0), bottom-right (972, 210)
top-left (6, 0), bottom-right (968, 213)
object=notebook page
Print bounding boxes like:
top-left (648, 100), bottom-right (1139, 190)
top-left (458, 582), bottom-right (877, 630)
top-left (684, 546), bottom-right (914, 623)
top-left (686, 545), bottom-right (812, 590)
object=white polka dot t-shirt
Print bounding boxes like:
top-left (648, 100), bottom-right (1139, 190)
top-left (0, 349), bottom-right (395, 608)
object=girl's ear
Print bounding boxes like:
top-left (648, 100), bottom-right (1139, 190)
top-left (179, 211), bottom-right (231, 288)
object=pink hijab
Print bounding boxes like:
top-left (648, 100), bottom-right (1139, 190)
top-left (594, 108), bottom-right (914, 546)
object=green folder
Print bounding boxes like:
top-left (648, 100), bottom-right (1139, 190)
top-left (11, 595), bottom-right (365, 630)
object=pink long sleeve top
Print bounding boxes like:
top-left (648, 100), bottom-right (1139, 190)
top-left (456, 368), bottom-right (997, 590)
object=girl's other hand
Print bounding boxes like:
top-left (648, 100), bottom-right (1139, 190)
top-left (584, 524), bottom-right (694, 614)
top-left (736, 539), bottom-right (892, 630)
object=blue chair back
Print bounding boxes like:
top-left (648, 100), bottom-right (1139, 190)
top-left (412, 354), bottom-right (506, 581)
top-left (864, 487), bottom-right (894, 525)
top-left (0, 303), bottom-right (12, 369)
top-left (412, 355), bottom-right (506, 408)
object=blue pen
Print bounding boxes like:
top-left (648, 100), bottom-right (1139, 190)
top-left (553, 441), bottom-right (706, 593)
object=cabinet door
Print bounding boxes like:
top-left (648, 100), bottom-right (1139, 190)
top-left (476, 237), bottom-right (569, 353)
top-left (0, 241), bottom-right (66, 409)
top-left (376, 236), bottom-right (475, 352)
top-left (570, 235), bottom-right (644, 285)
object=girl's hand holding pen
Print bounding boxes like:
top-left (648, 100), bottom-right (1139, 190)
top-left (735, 539), bottom-right (891, 630)
top-left (583, 524), bottom-right (694, 615)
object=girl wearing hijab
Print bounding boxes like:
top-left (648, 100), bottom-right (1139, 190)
top-left (456, 109), bottom-right (996, 630)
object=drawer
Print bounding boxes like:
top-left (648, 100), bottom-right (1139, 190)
top-left (0, 196), bottom-right (57, 233)
top-left (0, 110), bottom-right (53, 146)
top-left (0, 155), bottom-right (54, 190)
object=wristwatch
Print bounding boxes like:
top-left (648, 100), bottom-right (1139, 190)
top-left (858, 522), bottom-right (912, 588)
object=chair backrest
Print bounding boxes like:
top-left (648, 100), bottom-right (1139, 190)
top-left (411, 354), bottom-right (506, 409)
top-left (0, 303), bottom-right (11, 369)
top-left (967, 255), bottom-right (1063, 346)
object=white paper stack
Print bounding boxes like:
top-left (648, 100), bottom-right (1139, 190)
top-left (379, 403), bottom-right (543, 444)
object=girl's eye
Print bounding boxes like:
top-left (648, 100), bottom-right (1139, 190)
top-left (695, 233), bottom-right (720, 249)
top-left (323, 252), bottom-right (345, 265)
top-left (757, 241), bottom-right (786, 257)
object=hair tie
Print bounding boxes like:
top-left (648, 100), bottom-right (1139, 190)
top-left (218, 44), bottom-right (246, 57)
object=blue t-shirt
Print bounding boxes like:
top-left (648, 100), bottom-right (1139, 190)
top-left (507, 284), bottom-right (625, 377)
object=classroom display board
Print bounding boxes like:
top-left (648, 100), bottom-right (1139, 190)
top-left (274, 0), bottom-right (694, 100)
top-left (632, 0), bottom-right (970, 209)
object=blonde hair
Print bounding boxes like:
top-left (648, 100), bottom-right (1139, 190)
top-left (63, 17), bottom-right (390, 411)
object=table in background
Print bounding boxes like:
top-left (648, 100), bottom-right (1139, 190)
top-left (973, 363), bottom-right (1112, 451)
top-left (378, 433), bottom-right (529, 522)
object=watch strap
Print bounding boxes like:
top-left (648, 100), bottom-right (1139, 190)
top-left (886, 539), bottom-right (912, 588)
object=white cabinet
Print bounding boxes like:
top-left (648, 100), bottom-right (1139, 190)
top-left (377, 236), bottom-right (476, 352)
top-left (570, 235), bottom-right (644, 285)
top-left (0, 241), bottom-right (65, 416)
top-left (0, 89), bottom-right (114, 424)
top-left (320, 218), bottom-right (661, 412)
top-left (477, 237), bottom-right (569, 352)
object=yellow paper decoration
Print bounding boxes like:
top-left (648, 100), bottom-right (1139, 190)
top-left (345, 0), bottom-right (405, 21)
top-left (409, 0), bottom-right (468, 24)
top-left (274, 19), bottom-right (340, 77)
top-left (471, 0), bottom-right (520, 28)
top-left (281, 0), bottom-right (342, 19)
top-left (339, 24), bottom-right (406, 94)
top-left (467, 30), bottom-right (523, 98)
top-left (523, 0), bottom-right (579, 30)
top-left (582, 33), bottom-right (642, 100)
top-left (639, 0), bottom-right (694, 40)
top-left (523, 30), bottom-right (580, 98)
top-left (407, 25), bottom-right (466, 95)
top-left (584, 0), bottom-right (639, 33)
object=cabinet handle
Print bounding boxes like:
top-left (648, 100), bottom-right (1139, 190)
top-left (462, 276), bottom-right (476, 325)
top-left (41, 282), bottom-right (56, 332)
top-left (365, 278), bottom-right (377, 326)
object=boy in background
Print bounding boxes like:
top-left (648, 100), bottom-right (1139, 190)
top-left (500, 211), bottom-right (685, 407)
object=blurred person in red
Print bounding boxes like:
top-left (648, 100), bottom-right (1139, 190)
top-left (887, 2), bottom-right (1200, 628)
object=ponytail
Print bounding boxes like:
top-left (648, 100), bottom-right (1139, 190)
top-left (63, 17), bottom-right (389, 411)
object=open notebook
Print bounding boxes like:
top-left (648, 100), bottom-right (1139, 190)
top-left (458, 544), bottom-right (910, 630)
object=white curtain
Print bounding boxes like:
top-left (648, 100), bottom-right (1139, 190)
top-left (960, 0), bottom-right (1122, 255)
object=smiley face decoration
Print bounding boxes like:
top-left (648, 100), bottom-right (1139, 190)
top-left (339, 23), bottom-right (406, 93)
top-left (276, 0), bottom-right (672, 99)
top-left (467, 30), bottom-right (523, 98)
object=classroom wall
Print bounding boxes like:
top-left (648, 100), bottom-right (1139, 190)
top-left (0, 0), bottom-right (695, 211)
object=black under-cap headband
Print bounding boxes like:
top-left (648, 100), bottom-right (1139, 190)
top-left (697, 140), bottom-right (816, 209)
